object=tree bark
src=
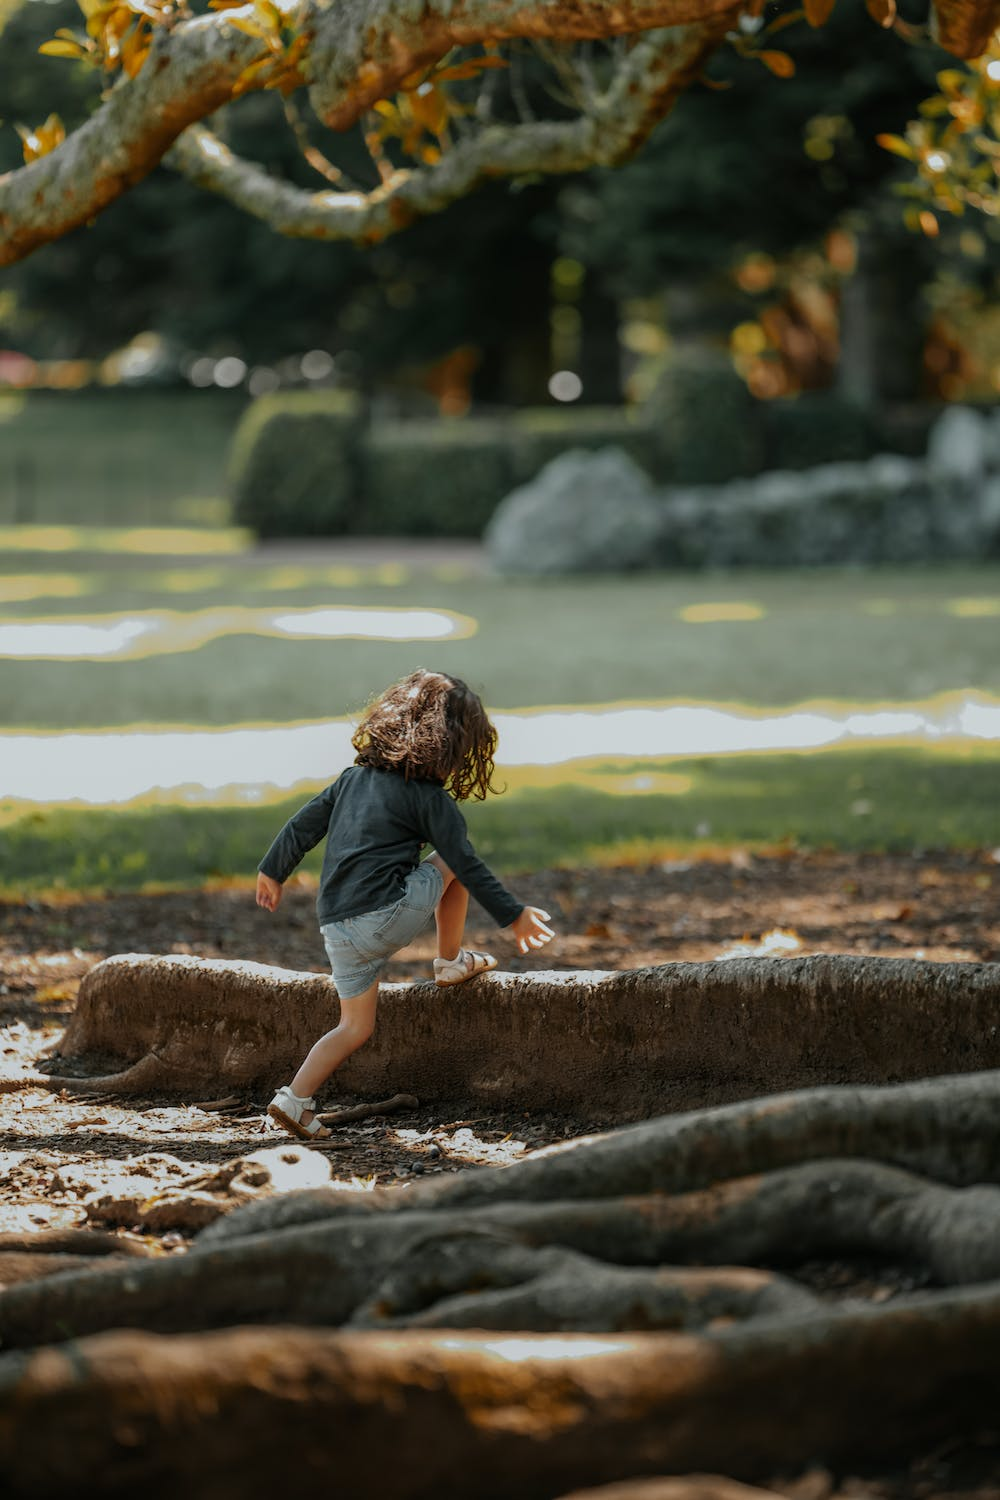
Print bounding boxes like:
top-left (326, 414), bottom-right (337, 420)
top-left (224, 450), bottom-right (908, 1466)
top-left (42, 953), bottom-right (1000, 1118)
top-left (3, 1290), bottom-right (1000, 1500)
top-left (7, 1074), bottom-right (1000, 1348)
top-left (1, 0), bottom-right (996, 264)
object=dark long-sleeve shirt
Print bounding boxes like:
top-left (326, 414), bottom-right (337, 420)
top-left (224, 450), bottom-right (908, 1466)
top-left (258, 764), bottom-right (523, 929)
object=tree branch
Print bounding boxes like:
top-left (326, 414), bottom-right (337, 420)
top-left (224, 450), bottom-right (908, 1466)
top-left (2, 0), bottom-right (997, 264)
top-left (165, 24), bottom-right (721, 244)
top-left (0, 0), bottom-right (742, 266)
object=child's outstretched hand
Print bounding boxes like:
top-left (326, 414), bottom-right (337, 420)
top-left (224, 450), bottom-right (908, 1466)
top-left (510, 906), bottom-right (555, 955)
top-left (256, 872), bottom-right (283, 911)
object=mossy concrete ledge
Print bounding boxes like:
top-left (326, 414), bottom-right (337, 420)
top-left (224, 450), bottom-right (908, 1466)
top-left (44, 953), bottom-right (1000, 1116)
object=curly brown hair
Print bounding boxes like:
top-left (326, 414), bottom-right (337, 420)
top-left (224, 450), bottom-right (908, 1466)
top-left (351, 670), bottom-right (500, 802)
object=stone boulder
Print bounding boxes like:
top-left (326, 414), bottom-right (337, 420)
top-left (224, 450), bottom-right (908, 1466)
top-left (484, 447), bottom-right (664, 574)
top-left (927, 403), bottom-right (992, 482)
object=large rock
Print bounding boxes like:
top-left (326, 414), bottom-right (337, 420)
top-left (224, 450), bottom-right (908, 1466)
top-left (927, 404), bottom-right (990, 481)
top-left (484, 447), bottom-right (664, 574)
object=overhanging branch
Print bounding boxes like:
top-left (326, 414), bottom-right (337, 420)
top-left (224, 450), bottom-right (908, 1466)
top-left (166, 24), bottom-right (723, 243)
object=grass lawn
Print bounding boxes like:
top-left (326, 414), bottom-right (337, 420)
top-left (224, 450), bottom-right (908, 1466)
top-left (0, 390), bottom-right (245, 529)
top-left (3, 563), bottom-right (1000, 726)
top-left (2, 538), bottom-right (999, 893)
top-left (3, 746), bottom-right (998, 896)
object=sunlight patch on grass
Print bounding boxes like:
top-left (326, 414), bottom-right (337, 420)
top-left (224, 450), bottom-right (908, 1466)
top-left (143, 568), bottom-right (229, 594)
top-left (677, 602), bottom-right (765, 624)
top-left (0, 574), bottom-right (96, 604)
top-left (3, 692), bottom-right (998, 808)
top-left (0, 604), bottom-right (476, 661)
top-left (946, 597), bottom-right (1000, 618)
top-left (0, 525), bottom-right (251, 555)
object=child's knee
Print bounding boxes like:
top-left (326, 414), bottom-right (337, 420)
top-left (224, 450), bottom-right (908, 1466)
top-left (340, 1012), bottom-right (375, 1046)
top-left (428, 852), bottom-right (456, 887)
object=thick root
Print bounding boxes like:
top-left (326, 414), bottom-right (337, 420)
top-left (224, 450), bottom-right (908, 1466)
top-left (50, 952), bottom-right (1000, 1111)
top-left (346, 1234), bottom-right (822, 1331)
top-left (199, 1068), bottom-right (1000, 1244)
top-left (8, 1153), bottom-right (1000, 1348)
top-left (3, 1290), bottom-right (1000, 1499)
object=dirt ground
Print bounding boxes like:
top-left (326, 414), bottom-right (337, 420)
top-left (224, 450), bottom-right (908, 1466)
top-left (2, 848), bottom-right (1000, 1495)
top-left (2, 845), bottom-right (998, 1229)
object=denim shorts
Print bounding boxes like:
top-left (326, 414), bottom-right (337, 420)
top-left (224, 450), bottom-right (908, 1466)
top-left (321, 860), bottom-right (445, 999)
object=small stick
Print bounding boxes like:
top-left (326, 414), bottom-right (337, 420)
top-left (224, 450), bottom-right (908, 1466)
top-left (192, 1096), bottom-right (243, 1113)
top-left (317, 1093), bottom-right (418, 1127)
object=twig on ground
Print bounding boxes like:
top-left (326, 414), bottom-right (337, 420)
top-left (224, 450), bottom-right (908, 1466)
top-left (317, 1093), bottom-right (418, 1127)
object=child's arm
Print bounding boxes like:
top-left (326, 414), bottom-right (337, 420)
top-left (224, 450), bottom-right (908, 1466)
top-left (421, 789), bottom-right (554, 946)
top-left (256, 782), bottom-right (339, 910)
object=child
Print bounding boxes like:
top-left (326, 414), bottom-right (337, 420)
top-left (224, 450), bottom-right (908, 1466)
top-left (255, 668), bottom-right (555, 1140)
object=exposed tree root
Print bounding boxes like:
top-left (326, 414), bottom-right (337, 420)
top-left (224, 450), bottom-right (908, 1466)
top-left (198, 1068), bottom-right (1000, 1244)
top-left (3, 1289), bottom-right (1000, 1500)
top-left (0, 1229), bottom-right (156, 1257)
top-left (7, 1145), bottom-right (1000, 1348)
top-left (41, 1048), bottom-right (189, 1097)
top-left (556, 1482), bottom-right (788, 1500)
top-left (45, 953), bottom-right (1000, 1114)
top-left (345, 1235), bottom-right (823, 1331)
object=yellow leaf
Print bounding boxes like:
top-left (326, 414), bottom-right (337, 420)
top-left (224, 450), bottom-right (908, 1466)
top-left (120, 21), bottom-right (150, 75)
top-left (409, 82), bottom-right (448, 137)
top-left (803, 0), bottom-right (835, 25)
top-left (15, 112), bottom-right (65, 162)
top-left (39, 36), bottom-right (89, 57)
top-left (876, 131), bottom-right (915, 160)
top-left (758, 50), bottom-right (796, 77)
top-left (252, 0), bottom-right (282, 32)
top-left (936, 68), bottom-right (969, 95)
top-left (865, 0), bottom-right (896, 26)
top-left (224, 15), bottom-right (269, 40)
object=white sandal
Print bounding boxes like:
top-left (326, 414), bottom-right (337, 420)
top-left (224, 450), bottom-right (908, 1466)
top-left (267, 1085), bottom-right (331, 1140)
top-left (434, 947), bottom-right (497, 987)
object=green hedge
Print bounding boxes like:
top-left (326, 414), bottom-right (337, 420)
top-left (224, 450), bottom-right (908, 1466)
top-left (229, 390), bottom-right (364, 537)
top-left (508, 408), bottom-right (662, 485)
top-left (762, 392), bottom-right (874, 471)
top-left (226, 379), bottom-right (930, 538)
top-left (362, 419), bottom-right (513, 536)
top-left (641, 347), bottom-right (766, 484)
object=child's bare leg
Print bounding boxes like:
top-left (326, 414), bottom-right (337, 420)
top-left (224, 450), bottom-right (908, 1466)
top-left (427, 854), bottom-right (496, 984)
top-left (428, 854), bottom-right (467, 960)
top-left (288, 981), bottom-right (378, 1124)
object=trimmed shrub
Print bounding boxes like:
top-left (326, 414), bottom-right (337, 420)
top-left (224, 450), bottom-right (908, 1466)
top-left (762, 393), bottom-right (874, 471)
top-left (362, 420), bottom-right (513, 536)
top-left (508, 408), bottom-right (661, 485)
top-left (641, 346), bottom-right (766, 484)
top-left (229, 390), bottom-right (365, 537)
